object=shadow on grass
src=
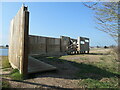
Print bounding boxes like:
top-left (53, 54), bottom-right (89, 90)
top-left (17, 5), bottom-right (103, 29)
top-left (85, 53), bottom-right (109, 55)
top-left (2, 78), bottom-right (70, 90)
top-left (29, 56), bottom-right (119, 80)
top-left (2, 55), bottom-right (119, 89)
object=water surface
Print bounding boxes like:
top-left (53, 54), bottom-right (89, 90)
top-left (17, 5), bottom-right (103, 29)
top-left (0, 49), bottom-right (8, 56)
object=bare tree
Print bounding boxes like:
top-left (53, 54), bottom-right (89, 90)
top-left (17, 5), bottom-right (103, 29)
top-left (83, 2), bottom-right (119, 42)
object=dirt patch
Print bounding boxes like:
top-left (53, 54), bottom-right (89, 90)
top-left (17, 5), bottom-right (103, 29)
top-left (33, 57), bottom-right (79, 79)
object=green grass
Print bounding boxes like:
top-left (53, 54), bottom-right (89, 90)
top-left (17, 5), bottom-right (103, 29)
top-left (70, 49), bottom-right (119, 88)
top-left (80, 57), bottom-right (88, 60)
top-left (33, 48), bottom-right (119, 88)
top-left (46, 57), bottom-right (54, 59)
top-left (2, 56), bottom-right (11, 69)
top-left (2, 68), bottom-right (10, 71)
top-left (79, 78), bottom-right (118, 88)
top-left (35, 56), bottom-right (65, 64)
top-left (1, 56), bottom-right (23, 80)
top-left (2, 80), bottom-right (11, 88)
top-left (10, 69), bottom-right (23, 80)
top-left (99, 56), bottom-right (105, 60)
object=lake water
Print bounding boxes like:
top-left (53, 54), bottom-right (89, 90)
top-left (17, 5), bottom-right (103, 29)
top-left (0, 49), bottom-right (8, 56)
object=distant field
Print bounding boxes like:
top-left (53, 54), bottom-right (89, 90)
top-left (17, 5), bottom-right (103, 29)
top-left (0, 47), bottom-right (8, 49)
top-left (1, 48), bottom-right (120, 88)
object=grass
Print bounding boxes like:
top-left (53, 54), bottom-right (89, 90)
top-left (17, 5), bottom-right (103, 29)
top-left (2, 48), bottom-right (119, 88)
top-left (2, 80), bottom-right (11, 88)
top-left (10, 69), bottom-right (23, 80)
top-left (2, 68), bottom-right (11, 71)
top-left (99, 56), bottom-right (105, 60)
top-left (1, 56), bottom-right (24, 82)
top-left (79, 78), bottom-right (118, 88)
top-left (33, 48), bottom-right (119, 88)
top-left (1, 56), bottom-right (23, 80)
top-left (80, 57), bottom-right (88, 60)
top-left (2, 56), bottom-right (11, 69)
top-left (34, 56), bottom-right (65, 64)
top-left (60, 48), bottom-right (120, 88)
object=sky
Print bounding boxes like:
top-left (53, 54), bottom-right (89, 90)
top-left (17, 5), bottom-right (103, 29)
top-left (1, 2), bottom-right (117, 46)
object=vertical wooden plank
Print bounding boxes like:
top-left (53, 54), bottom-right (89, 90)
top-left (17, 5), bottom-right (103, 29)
top-left (24, 11), bottom-right (29, 75)
top-left (20, 6), bottom-right (26, 74)
top-left (20, 7), bottom-right (29, 76)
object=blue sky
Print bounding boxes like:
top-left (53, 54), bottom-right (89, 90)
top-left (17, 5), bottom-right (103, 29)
top-left (1, 2), bottom-right (116, 46)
